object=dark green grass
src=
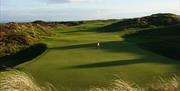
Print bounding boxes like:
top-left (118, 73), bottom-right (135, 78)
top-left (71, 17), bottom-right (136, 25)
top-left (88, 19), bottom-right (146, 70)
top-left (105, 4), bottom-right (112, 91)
top-left (139, 40), bottom-right (180, 61)
top-left (0, 43), bottom-right (47, 69)
top-left (124, 24), bottom-right (180, 61)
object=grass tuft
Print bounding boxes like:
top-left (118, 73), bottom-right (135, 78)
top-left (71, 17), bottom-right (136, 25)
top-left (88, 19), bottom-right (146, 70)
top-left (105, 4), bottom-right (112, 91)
top-left (89, 77), bottom-right (180, 91)
top-left (0, 70), bottom-right (56, 91)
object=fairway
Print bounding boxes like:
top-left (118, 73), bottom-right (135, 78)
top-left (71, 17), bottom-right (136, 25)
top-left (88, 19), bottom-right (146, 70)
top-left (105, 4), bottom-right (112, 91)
top-left (17, 22), bottom-right (180, 91)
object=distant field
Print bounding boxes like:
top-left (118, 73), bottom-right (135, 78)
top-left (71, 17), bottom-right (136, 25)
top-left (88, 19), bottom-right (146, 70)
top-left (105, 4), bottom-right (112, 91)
top-left (15, 21), bottom-right (180, 91)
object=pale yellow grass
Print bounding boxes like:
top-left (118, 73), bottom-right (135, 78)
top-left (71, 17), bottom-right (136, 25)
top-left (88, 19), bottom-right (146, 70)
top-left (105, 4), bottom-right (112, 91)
top-left (89, 77), bottom-right (180, 91)
top-left (0, 70), bottom-right (56, 91)
top-left (0, 70), bottom-right (179, 91)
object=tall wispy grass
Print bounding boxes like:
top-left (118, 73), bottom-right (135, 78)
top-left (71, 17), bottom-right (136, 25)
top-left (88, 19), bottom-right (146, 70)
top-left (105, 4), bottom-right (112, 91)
top-left (0, 70), bottom-right (56, 91)
top-left (0, 70), bottom-right (179, 91)
top-left (89, 76), bottom-right (180, 91)
top-left (89, 79), bottom-right (140, 91)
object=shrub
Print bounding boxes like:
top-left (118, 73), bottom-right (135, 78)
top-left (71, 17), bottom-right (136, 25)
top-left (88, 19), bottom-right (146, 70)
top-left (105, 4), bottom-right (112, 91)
top-left (0, 22), bottom-right (56, 56)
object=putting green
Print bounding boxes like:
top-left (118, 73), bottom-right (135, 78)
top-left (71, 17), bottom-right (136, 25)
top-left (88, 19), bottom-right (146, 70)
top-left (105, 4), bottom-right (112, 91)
top-left (18, 22), bottom-right (180, 91)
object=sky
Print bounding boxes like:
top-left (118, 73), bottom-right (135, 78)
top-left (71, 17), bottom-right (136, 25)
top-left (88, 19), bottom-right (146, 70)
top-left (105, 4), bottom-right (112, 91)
top-left (0, 0), bottom-right (180, 22)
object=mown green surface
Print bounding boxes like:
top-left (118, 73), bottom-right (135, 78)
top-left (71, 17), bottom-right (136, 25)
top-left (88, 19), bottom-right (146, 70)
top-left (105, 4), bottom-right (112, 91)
top-left (17, 21), bottom-right (180, 91)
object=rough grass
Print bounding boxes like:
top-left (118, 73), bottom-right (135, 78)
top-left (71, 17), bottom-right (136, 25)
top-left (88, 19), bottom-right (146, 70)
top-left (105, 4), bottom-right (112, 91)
top-left (0, 69), bottom-right (56, 91)
top-left (89, 80), bottom-right (140, 91)
top-left (0, 70), bottom-right (179, 91)
top-left (0, 22), bottom-right (56, 56)
top-left (98, 13), bottom-right (180, 32)
top-left (89, 76), bottom-right (180, 91)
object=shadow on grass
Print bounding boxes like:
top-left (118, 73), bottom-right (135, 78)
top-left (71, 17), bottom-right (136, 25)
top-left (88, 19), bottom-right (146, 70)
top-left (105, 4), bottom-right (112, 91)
top-left (123, 24), bottom-right (180, 61)
top-left (60, 21), bottom-right (120, 34)
top-left (63, 57), bottom-right (180, 69)
top-left (60, 27), bottom-right (101, 33)
top-left (61, 20), bottom-right (133, 33)
top-left (50, 40), bottom-right (180, 69)
top-left (49, 41), bottom-right (139, 53)
top-left (0, 43), bottom-right (47, 70)
top-left (138, 40), bottom-right (180, 61)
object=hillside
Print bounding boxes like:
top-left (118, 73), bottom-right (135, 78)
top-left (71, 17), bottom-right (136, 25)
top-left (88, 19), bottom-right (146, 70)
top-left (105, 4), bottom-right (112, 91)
top-left (95, 13), bottom-right (180, 61)
top-left (123, 24), bottom-right (180, 61)
top-left (99, 13), bottom-right (180, 32)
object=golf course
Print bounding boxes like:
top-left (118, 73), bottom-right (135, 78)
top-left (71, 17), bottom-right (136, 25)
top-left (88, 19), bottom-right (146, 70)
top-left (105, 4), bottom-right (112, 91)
top-left (1, 13), bottom-right (180, 91)
top-left (6, 19), bottom-right (178, 91)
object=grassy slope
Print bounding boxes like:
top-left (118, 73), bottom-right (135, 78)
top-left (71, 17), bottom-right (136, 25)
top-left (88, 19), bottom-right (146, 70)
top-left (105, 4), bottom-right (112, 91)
top-left (17, 21), bottom-right (180, 91)
top-left (123, 24), bottom-right (180, 60)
